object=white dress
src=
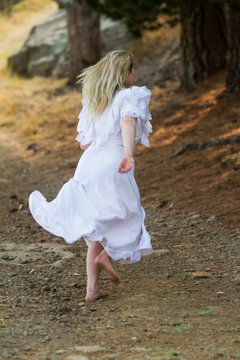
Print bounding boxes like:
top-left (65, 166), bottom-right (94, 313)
top-left (29, 86), bottom-right (153, 264)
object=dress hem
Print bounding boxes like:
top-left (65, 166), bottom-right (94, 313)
top-left (29, 189), bottom-right (152, 265)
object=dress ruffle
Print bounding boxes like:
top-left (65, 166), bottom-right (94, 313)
top-left (75, 86), bottom-right (152, 147)
top-left (29, 175), bottom-right (152, 264)
top-left (116, 86), bottom-right (152, 147)
top-left (75, 100), bottom-right (96, 146)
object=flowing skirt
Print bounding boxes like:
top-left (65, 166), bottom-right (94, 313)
top-left (29, 145), bottom-right (152, 264)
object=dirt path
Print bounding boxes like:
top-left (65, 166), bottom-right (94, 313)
top-left (1, 78), bottom-right (240, 360)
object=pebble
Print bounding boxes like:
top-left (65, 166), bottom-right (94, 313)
top-left (74, 345), bottom-right (105, 353)
top-left (152, 249), bottom-right (170, 255)
top-left (187, 214), bottom-right (201, 220)
top-left (2, 255), bottom-right (14, 260)
top-left (192, 273), bottom-right (214, 279)
top-left (7, 272), bottom-right (17, 277)
top-left (207, 215), bottom-right (216, 222)
top-left (41, 335), bottom-right (51, 343)
top-left (66, 356), bottom-right (89, 360)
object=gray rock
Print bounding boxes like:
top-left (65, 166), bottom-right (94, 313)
top-left (66, 356), bottom-right (89, 360)
top-left (207, 215), bottom-right (216, 222)
top-left (8, 10), bottom-right (134, 78)
top-left (74, 345), bottom-right (105, 353)
top-left (152, 249), bottom-right (170, 256)
top-left (8, 9), bottom-right (69, 78)
top-left (2, 254), bottom-right (14, 260)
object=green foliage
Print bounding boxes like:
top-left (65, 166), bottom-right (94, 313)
top-left (86, 0), bottom-right (240, 37)
top-left (86, 0), bottom-right (179, 37)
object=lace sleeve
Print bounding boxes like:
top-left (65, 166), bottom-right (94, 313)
top-left (118, 86), bottom-right (152, 147)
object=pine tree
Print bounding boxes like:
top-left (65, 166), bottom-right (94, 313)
top-left (67, 0), bottom-right (100, 84)
top-left (86, 0), bottom-right (228, 89)
top-left (226, 1), bottom-right (240, 92)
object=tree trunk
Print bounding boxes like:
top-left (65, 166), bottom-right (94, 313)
top-left (67, 0), bottom-right (100, 84)
top-left (226, 8), bottom-right (240, 92)
top-left (180, 1), bottom-right (227, 90)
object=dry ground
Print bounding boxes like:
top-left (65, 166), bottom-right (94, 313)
top-left (1, 2), bottom-right (240, 360)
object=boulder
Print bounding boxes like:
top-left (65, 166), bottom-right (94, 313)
top-left (8, 9), bottom-right (69, 77)
top-left (8, 9), bottom-right (134, 78)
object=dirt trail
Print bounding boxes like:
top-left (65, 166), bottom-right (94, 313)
top-left (1, 72), bottom-right (240, 360)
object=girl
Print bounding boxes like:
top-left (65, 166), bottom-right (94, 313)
top-left (29, 50), bottom-right (153, 301)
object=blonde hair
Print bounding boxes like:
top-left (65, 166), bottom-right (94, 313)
top-left (76, 50), bottom-right (134, 117)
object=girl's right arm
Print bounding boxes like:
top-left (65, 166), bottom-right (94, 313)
top-left (118, 116), bottom-right (137, 173)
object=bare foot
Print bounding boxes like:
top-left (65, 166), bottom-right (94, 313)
top-left (95, 251), bottom-right (121, 284)
top-left (85, 289), bottom-right (108, 302)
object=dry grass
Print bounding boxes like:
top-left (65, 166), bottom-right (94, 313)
top-left (0, 0), bottom-right (57, 69)
top-left (0, 70), bottom-right (82, 143)
top-left (0, 0), bottom-right (83, 147)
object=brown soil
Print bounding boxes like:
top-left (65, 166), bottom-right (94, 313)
top-left (1, 69), bottom-right (240, 360)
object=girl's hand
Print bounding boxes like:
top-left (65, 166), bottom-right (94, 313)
top-left (80, 143), bottom-right (91, 150)
top-left (118, 153), bottom-right (134, 173)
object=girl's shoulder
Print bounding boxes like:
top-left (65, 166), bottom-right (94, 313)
top-left (115, 85), bottom-right (151, 102)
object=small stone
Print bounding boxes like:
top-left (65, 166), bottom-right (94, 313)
top-left (24, 347), bottom-right (32, 352)
top-left (19, 259), bottom-right (29, 264)
top-left (41, 335), bottom-right (51, 343)
top-left (154, 201), bottom-right (168, 209)
top-left (74, 345), bottom-right (105, 353)
top-left (153, 249), bottom-right (170, 255)
top-left (207, 215), bottom-right (216, 222)
top-left (18, 203), bottom-right (24, 210)
top-left (66, 356), bottom-right (89, 360)
top-left (187, 214), bottom-right (201, 220)
top-left (2, 255), bottom-right (14, 261)
top-left (7, 272), bottom-right (17, 277)
top-left (56, 349), bottom-right (66, 354)
top-left (192, 273), bottom-right (214, 279)
top-left (79, 302), bottom-right (85, 307)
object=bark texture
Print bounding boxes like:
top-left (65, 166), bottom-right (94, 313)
top-left (180, 1), bottom-right (227, 90)
top-left (67, 0), bottom-right (100, 84)
top-left (226, 9), bottom-right (240, 92)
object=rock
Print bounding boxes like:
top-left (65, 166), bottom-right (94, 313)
top-left (154, 201), bottom-right (169, 209)
top-left (56, 349), bottom-right (66, 354)
top-left (2, 255), bottom-right (14, 260)
top-left (8, 10), bottom-right (69, 78)
top-left (41, 335), bottom-right (51, 343)
top-left (152, 249), bottom-right (170, 255)
top-left (7, 272), bottom-right (17, 277)
top-left (66, 356), bottom-right (89, 360)
top-left (74, 345), bottom-right (105, 353)
top-left (8, 10), bottom-right (134, 78)
top-left (192, 272), bottom-right (214, 279)
top-left (187, 214), bottom-right (201, 220)
top-left (207, 215), bottom-right (216, 222)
